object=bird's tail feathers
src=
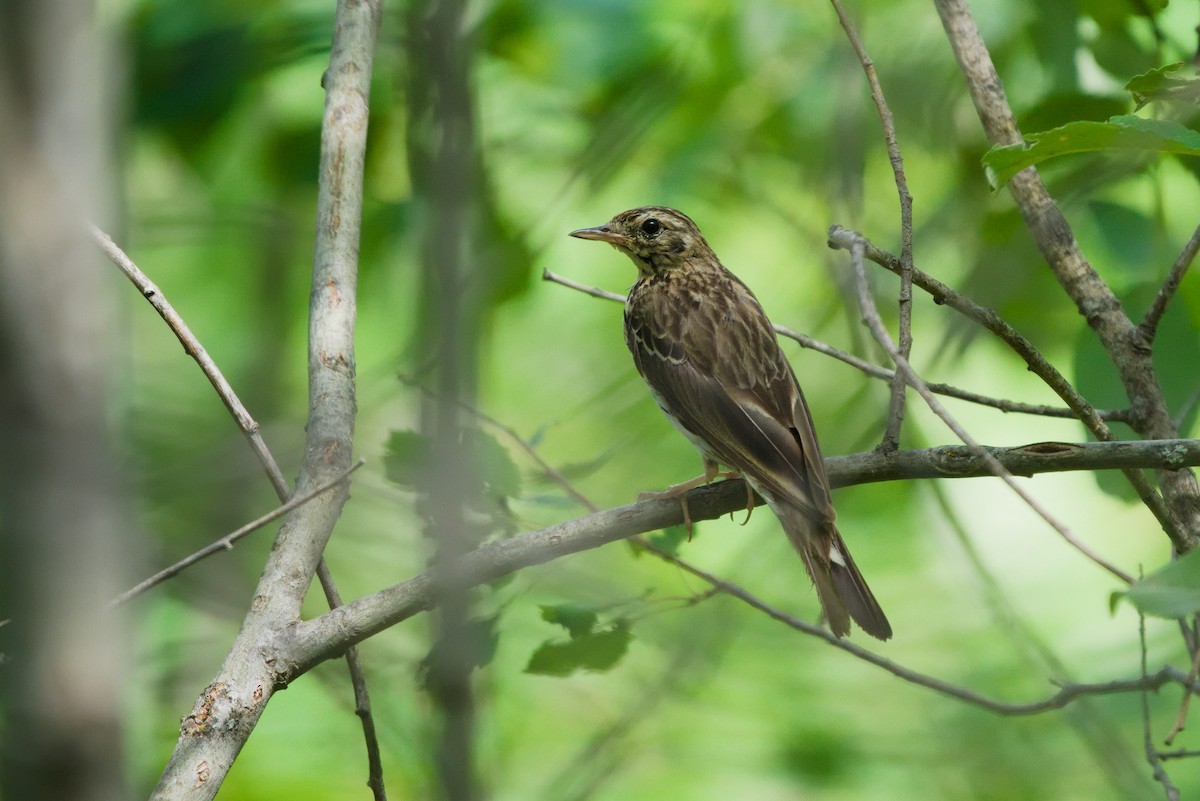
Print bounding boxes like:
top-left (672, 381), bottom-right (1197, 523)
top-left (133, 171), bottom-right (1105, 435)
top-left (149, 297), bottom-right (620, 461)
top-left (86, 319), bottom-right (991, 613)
top-left (779, 508), bottom-right (892, 641)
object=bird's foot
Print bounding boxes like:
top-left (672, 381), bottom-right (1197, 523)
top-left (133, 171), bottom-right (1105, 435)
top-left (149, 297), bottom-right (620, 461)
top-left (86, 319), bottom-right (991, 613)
top-left (714, 470), bottom-right (755, 525)
top-left (637, 460), bottom-right (728, 540)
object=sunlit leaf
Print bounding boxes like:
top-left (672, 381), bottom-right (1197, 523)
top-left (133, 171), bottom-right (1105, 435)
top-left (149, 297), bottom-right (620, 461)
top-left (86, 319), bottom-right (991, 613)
top-left (983, 115), bottom-right (1200, 189)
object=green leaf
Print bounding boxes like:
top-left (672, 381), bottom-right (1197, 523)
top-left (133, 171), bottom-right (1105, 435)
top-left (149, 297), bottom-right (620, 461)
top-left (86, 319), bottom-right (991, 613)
top-left (539, 603), bottom-right (599, 638)
top-left (383, 430), bottom-right (429, 489)
top-left (525, 620), bottom-right (632, 677)
top-left (983, 115), bottom-right (1200, 189)
top-left (465, 428), bottom-right (521, 500)
top-left (1125, 63), bottom-right (1200, 110)
top-left (1115, 550), bottom-right (1200, 618)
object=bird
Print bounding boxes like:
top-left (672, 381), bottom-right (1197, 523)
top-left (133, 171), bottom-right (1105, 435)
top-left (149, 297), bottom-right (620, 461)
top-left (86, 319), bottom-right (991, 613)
top-left (569, 206), bottom-right (891, 640)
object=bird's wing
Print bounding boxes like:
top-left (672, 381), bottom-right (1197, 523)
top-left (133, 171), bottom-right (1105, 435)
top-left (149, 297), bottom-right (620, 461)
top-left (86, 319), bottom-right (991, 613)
top-left (625, 275), bottom-right (835, 522)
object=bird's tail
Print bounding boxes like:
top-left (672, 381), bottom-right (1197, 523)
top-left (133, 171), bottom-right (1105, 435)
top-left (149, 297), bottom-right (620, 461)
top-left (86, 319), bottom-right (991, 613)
top-left (777, 507), bottom-right (892, 641)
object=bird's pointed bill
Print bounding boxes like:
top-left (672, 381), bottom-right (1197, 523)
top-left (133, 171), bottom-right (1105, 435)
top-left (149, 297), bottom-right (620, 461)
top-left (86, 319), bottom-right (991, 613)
top-left (569, 225), bottom-right (628, 246)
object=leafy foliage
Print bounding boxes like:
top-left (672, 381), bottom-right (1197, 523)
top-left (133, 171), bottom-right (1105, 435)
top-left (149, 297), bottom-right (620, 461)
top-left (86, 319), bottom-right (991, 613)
top-left (525, 606), bottom-right (633, 677)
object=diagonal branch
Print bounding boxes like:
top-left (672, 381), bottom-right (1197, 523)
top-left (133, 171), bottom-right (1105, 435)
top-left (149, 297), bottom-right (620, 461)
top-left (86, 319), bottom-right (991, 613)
top-left (288, 436), bottom-right (1200, 670)
top-left (91, 224), bottom-right (291, 500)
top-left (828, 226), bottom-right (1185, 549)
top-left (150, 1), bottom-right (382, 798)
top-left (98, 223), bottom-right (386, 800)
top-left (842, 231), bottom-right (1132, 583)
top-left (933, 0), bottom-right (1200, 550)
top-left (1141, 219), bottom-right (1200, 343)
top-left (112, 460), bottom-right (364, 606)
top-left (543, 267), bottom-right (1133, 423)
top-left (831, 0), bottom-right (915, 453)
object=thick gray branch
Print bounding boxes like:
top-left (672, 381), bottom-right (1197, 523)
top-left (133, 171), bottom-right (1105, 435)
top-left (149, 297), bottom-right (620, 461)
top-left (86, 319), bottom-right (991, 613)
top-left (285, 438), bottom-right (1200, 674)
top-left (150, 2), bottom-right (381, 798)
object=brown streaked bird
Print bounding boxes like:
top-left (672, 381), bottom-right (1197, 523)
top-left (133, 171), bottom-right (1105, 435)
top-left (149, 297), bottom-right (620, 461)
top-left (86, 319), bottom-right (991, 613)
top-left (569, 206), bottom-right (891, 640)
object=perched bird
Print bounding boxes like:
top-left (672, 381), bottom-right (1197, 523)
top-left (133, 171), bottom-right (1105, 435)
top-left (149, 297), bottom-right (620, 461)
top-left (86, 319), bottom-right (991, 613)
top-left (569, 206), bottom-right (891, 640)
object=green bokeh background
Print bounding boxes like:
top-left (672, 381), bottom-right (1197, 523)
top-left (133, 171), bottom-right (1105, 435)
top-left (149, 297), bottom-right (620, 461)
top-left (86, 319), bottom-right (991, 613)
top-left (107, 0), bottom-right (1200, 797)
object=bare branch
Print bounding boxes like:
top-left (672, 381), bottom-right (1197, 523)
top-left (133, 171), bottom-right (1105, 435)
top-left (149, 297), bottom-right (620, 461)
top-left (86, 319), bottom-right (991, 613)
top-left (1141, 220), bottom-right (1200, 343)
top-left (112, 460), bottom-right (364, 607)
top-left (315, 559), bottom-right (387, 801)
top-left (288, 436), bottom-right (1200, 669)
top-left (828, 226), bottom-right (1185, 549)
top-left (639, 537), bottom-right (1183, 716)
top-left (99, 224), bottom-right (384, 798)
top-left (842, 230), bottom-right (1133, 583)
top-left (286, 482), bottom-right (1195, 720)
top-left (544, 268), bottom-right (1132, 423)
top-left (91, 224), bottom-right (292, 499)
top-left (831, 0), bottom-right (914, 453)
top-left (151, 1), bottom-right (382, 797)
top-left (542, 268), bottom-right (626, 302)
top-left (1143, 613), bottom-right (1182, 800)
top-left (933, 0), bottom-right (1200, 549)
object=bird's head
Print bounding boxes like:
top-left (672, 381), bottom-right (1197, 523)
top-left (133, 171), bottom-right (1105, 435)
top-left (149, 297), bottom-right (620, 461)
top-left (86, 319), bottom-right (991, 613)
top-left (569, 206), bottom-right (714, 276)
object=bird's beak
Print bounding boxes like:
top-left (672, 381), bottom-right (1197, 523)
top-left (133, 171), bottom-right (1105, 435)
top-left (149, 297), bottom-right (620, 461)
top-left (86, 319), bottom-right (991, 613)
top-left (569, 224), bottom-right (628, 247)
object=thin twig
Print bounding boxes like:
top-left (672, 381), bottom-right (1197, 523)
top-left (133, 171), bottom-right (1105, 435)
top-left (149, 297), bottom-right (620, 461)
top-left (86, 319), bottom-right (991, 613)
top-left (96, 225), bottom-right (388, 800)
top-left (542, 268), bottom-right (626, 302)
top-left (316, 558), bottom-right (388, 801)
top-left (828, 226), bottom-right (1185, 550)
top-left (831, 0), bottom-right (914, 453)
top-left (389, 396), bottom-right (1198, 723)
top-left (401, 375), bottom-right (600, 513)
top-left (90, 224), bottom-right (291, 500)
top-left (1143, 611), bottom-right (1182, 800)
top-left (544, 268), bottom-right (1132, 423)
top-left (112, 461), bottom-right (364, 607)
top-left (640, 536), bottom-right (1176, 714)
top-left (1157, 748), bottom-right (1200, 761)
top-left (1141, 219), bottom-right (1200, 343)
top-left (1164, 643), bottom-right (1200, 746)
top-left (842, 231), bottom-right (1133, 584)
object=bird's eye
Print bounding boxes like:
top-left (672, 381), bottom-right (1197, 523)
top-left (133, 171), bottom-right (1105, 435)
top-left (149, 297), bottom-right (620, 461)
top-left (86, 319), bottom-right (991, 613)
top-left (640, 218), bottom-right (661, 236)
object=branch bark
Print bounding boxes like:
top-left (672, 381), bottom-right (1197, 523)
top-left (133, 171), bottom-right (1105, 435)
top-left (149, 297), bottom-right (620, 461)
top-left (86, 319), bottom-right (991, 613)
top-left (285, 438), bottom-right (1200, 672)
top-left (150, 1), bottom-right (381, 797)
top-left (933, 0), bottom-right (1200, 549)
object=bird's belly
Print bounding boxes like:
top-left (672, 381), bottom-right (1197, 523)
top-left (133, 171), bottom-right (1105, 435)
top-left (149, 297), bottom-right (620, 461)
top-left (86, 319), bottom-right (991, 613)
top-left (646, 385), bottom-right (718, 462)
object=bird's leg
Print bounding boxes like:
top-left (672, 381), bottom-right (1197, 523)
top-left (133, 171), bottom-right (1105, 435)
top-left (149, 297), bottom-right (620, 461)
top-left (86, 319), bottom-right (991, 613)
top-left (638, 459), bottom-right (723, 539)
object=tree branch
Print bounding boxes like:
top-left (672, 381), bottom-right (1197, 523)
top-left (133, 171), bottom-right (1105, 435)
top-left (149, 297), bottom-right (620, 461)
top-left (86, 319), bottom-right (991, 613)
top-left (286, 436), bottom-right (1200, 671)
top-left (828, 226), bottom-right (1185, 548)
top-left (543, 267), bottom-right (1133, 423)
top-left (842, 231), bottom-right (1133, 582)
top-left (94, 226), bottom-right (385, 798)
top-left (90, 224), bottom-right (291, 500)
top-left (112, 461), bottom-right (364, 607)
top-left (933, 0), bottom-right (1200, 549)
top-left (1141, 219), bottom-right (1200, 343)
top-left (150, 1), bottom-right (381, 797)
top-left (831, 0), bottom-right (915, 453)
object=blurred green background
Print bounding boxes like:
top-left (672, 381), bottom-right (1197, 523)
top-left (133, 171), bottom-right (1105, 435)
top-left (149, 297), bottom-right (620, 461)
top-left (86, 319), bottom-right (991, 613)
top-left (107, 0), bottom-right (1200, 797)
